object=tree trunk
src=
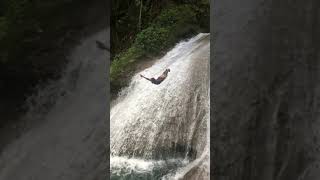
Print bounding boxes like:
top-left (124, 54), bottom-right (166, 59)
top-left (138, 0), bottom-right (143, 31)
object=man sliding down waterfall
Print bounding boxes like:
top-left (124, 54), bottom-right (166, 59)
top-left (140, 69), bottom-right (170, 85)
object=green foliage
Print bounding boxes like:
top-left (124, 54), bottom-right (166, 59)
top-left (134, 27), bottom-right (170, 54)
top-left (132, 5), bottom-right (199, 55)
top-left (193, 0), bottom-right (210, 31)
top-left (110, 46), bottom-right (142, 82)
top-left (154, 5), bottom-right (197, 28)
top-left (0, 0), bottom-right (76, 63)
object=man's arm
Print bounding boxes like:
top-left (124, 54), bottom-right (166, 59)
top-left (140, 74), bottom-right (151, 81)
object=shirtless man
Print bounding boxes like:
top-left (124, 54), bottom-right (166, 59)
top-left (140, 69), bottom-right (170, 85)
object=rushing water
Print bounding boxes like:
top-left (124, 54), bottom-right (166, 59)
top-left (110, 34), bottom-right (210, 179)
top-left (0, 30), bottom-right (108, 180)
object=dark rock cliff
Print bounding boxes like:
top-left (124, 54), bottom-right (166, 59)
top-left (212, 0), bottom-right (320, 179)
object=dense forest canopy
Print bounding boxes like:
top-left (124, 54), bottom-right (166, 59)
top-left (1, 0), bottom-right (72, 63)
top-left (111, 0), bottom-right (209, 56)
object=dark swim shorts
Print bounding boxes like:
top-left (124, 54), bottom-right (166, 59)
top-left (151, 78), bottom-right (162, 85)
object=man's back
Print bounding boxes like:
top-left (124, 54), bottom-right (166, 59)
top-left (140, 69), bottom-right (170, 85)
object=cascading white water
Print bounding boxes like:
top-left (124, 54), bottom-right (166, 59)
top-left (110, 33), bottom-right (210, 179)
top-left (0, 30), bottom-right (108, 180)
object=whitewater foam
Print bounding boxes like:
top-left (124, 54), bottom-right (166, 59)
top-left (110, 33), bottom-right (210, 179)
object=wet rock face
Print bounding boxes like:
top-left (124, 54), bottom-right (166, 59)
top-left (212, 0), bottom-right (320, 180)
top-left (110, 35), bottom-right (210, 160)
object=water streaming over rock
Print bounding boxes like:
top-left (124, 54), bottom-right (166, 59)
top-left (110, 33), bottom-right (210, 179)
top-left (0, 30), bottom-right (108, 180)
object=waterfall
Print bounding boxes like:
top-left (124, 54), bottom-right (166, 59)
top-left (0, 30), bottom-right (109, 180)
top-left (0, 30), bottom-right (209, 180)
top-left (111, 33), bottom-right (210, 179)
